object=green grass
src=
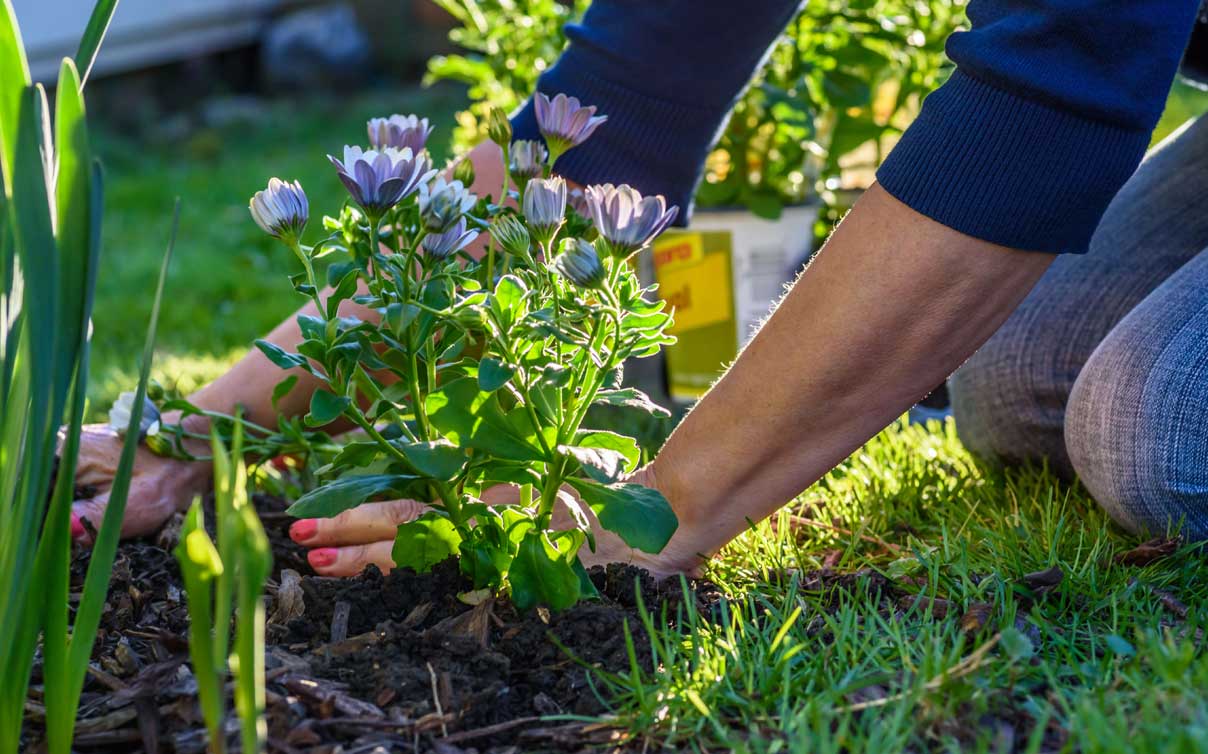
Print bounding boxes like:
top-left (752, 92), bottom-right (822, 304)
top-left (594, 419), bottom-right (1208, 752)
top-left (87, 85), bottom-right (466, 416)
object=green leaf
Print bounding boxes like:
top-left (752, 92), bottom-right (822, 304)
top-left (287, 474), bottom-right (415, 518)
top-left (270, 375), bottom-right (299, 412)
top-left (426, 377), bottom-right (546, 461)
top-left (594, 387), bottom-right (671, 418)
top-left (572, 558), bottom-right (600, 600)
top-left (397, 439), bottom-right (467, 480)
top-left (577, 430), bottom-right (640, 472)
top-left (255, 339), bottom-right (307, 370)
top-left (477, 356), bottom-right (516, 392)
top-left (0, 0), bottom-right (31, 186)
top-left (75, 0), bottom-right (119, 86)
top-left (490, 273), bottom-right (528, 330)
top-left (1105, 634), bottom-right (1136, 658)
top-left (307, 389), bottom-right (349, 426)
top-left (508, 530), bottom-right (581, 611)
top-left (566, 478), bottom-right (678, 554)
top-left (560, 444), bottom-right (628, 484)
top-left (392, 513), bottom-right (462, 573)
top-left (328, 441), bottom-right (382, 469)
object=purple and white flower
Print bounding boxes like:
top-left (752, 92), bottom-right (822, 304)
top-left (522, 176), bottom-right (567, 244)
top-left (533, 93), bottom-right (606, 158)
top-left (509, 140), bottom-right (548, 183)
top-left (584, 183), bottom-right (679, 259)
top-left (249, 178), bottom-right (308, 240)
top-left (328, 146), bottom-right (434, 217)
top-left (367, 114), bottom-right (433, 153)
top-left (418, 176), bottom-right (477, 232)
top-left (422, 217), bottom-right (479, 260)
top-left (553, 238), bottom-right (605, 289)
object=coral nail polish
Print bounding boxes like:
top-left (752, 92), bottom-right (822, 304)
top-left (289, 519), bottom-right (318, 543)
top-left (308, 548), bottom-right (338, 569)
top-left (70, 514), bottom-right (85, 540)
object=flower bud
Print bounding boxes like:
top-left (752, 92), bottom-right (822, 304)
top-left (145, 430), bottom-right (173, 457)
top-left (490, 215), bottom-right (531, 259)
top-left (487, 107), bottom-right (512, 148)
top-left (509, 140), bottom-right (548, 183)
top-left (553, 238), bottom-right (605, 289)
top-left (452, 158), bottom-right (476, 187)
top-left (522, 176), bottom-right (567, 244)
top-left (249, 178), bottom-right (308, 242)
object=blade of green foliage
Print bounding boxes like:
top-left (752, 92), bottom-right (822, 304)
top-left (234, 482), bottom-right (272, 754)
top-left (397, 439), bottom-right (467, 480)
top-left (392, 513), bottom-right (462, 573)
top-left (0, 0), bottom-right (31, 189)
top-left (0, 84), bottom-right (60, 751)
top-left (175, 502), bottom-right (225, 753)
top-left (566, 478), bottom-right (678, 554)
top-left (75, 0), bottom-right (118, 87)
top-left (64, 199), bottom-right (176, 705)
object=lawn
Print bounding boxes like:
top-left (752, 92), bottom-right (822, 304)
top-left (87, 81), bottom-right (1208, 751)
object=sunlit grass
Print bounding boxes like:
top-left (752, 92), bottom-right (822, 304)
top-left (595, 420), bottom-right (1208, 752)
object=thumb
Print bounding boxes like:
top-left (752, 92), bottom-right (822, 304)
top-left (71, 493), bottom-right (109, 547)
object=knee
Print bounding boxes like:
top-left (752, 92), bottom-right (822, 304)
top-left (1065, 324), bottom-right (1208, 541)
top-left (950, 327), bottom-right (1075, 474)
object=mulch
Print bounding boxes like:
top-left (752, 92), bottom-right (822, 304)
top-left (20, 494), bottom-right (721, 754)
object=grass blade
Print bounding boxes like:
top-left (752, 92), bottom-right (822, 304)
top-left (0, 0), bottom-right (31, 189)
top-left (75, 0), bottom-right (119, 88)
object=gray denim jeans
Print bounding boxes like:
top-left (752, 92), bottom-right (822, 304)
top-left (949, 114), bottom-right (1208, 540)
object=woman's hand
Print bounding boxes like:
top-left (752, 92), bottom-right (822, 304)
top-left (70, 423), bottom-right (212, 545)
top-left (288, 468), bottom-right (706, 579)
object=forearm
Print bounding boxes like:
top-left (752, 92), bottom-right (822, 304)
top-left (650, 184), bottom-right (1052, 551)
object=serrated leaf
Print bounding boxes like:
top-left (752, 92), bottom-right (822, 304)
top-left (577, 431), bottom-right (640, 472)
top-left (392, 514), bottom-right (461, 573)
top-left (426, 377), bottom-right (546, 461)
top-left (560, 444), bottom-right (628, 484)
top-left (566, 478), bottom-right (677, 553)
top-left (594, 387), bottom-right (671, 418)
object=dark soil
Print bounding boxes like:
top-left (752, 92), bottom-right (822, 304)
top-left (20, 494), bottom-right (723, 754)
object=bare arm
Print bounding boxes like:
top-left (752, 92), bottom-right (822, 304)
top-left (640, 183), bottom-right (1052, 570)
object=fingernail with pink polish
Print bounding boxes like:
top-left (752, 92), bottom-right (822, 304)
top-left (308, 548), bottom-right (337, 569)
top-left (70, 514), bottom-right (85, 540)
top-left (289, 519), bottom-right (318, 543)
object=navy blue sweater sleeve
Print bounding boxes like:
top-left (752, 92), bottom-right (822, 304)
top-left (877, 1), bottom-right (1202, 253)
top-left (510, 0), bottom-right (803, 219)
top-left (513, 1), bottom-right (1202, 252)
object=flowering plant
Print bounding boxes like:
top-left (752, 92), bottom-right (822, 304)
top-left (163, 95), bottom-right (678, 609)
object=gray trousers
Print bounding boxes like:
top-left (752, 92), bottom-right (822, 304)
top-left (949, 114), bottom-right (1208, 540)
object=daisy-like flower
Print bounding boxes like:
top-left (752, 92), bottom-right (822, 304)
top-left (367, 114), bottom-right (433, 153)
top-left (584, 183), bottom-right (679, 259)
top-left (418, 176), bottom-right (477, 233)
top-left (553, 238), bottom-right (605, 289)
top-left (533, 92), bottom-right (606, 160)
top-left (108, 391), bottom-right (161, 440)
top-left (422, 217), bottom-right (478, 260)
top-left (509, 140), bottom-right (548, 183)
top-left (249, 178), bottom-right (308, 241)
top-left (522, 176), bottom-right (567, 244)
top-left (568, 187), bottom-right (590, 219)
top-left (490, 215), bottom-right (531, 259)
top-left (328, 146), bottom-right (434, 218)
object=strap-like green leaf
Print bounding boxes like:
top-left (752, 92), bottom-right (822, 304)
top-left (75, 0), bottom-right (119, 87)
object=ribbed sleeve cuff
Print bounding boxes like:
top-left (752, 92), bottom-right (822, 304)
top-left (511, 47), bottom-right (731, 224)
top-left (876, 70), bottom-right (1153, 254)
